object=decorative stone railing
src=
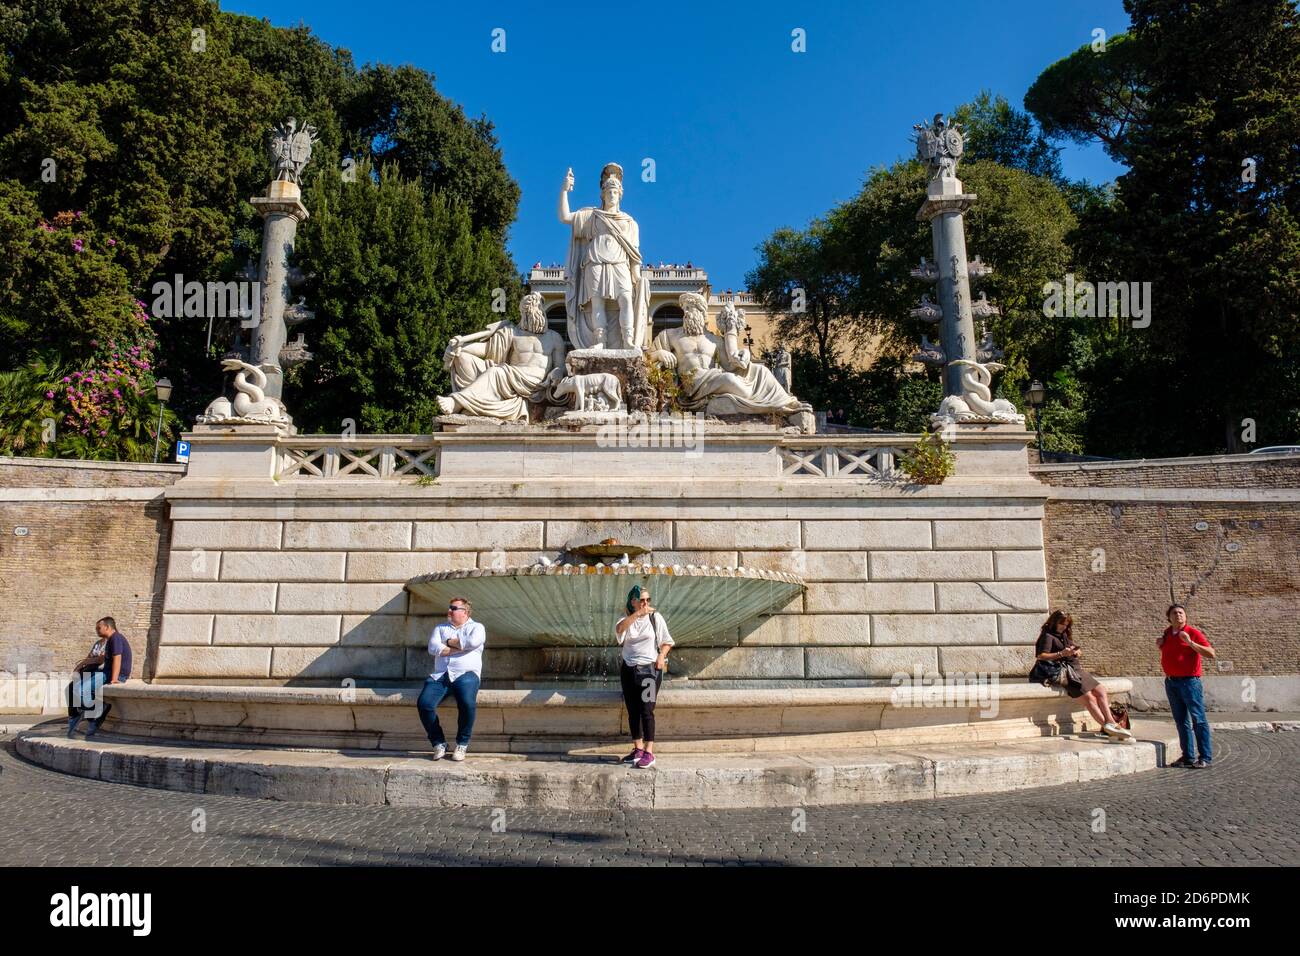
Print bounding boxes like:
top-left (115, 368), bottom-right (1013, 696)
top-left (778, 441), bottom-right (903, 478)
top-left (277, 437), bottom-right (439, 479)
top-left (269, 434), bottom-right (914, 482)
top-left (646, 268), bottom-right (707, 280)
top-left (708, 292), bottom-right (760, 306)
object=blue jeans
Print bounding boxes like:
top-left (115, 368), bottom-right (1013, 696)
top-left (416, 673), bottom-right (480, 748)
top-left (70, 671), bottom-right (107, 719)
top-left (1165, 676), bottom-right (1213, 762)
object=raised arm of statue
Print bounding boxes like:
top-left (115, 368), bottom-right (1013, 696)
top-left (452, 320), bottom-right (508, 348)
top-left (716, 328), bottom-right (748, 373)
top-left (443, 320), bottom-right (508, 370)
top-left (557, 168), bottom-right (576, 225)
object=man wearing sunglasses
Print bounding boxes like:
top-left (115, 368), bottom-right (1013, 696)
top-left (416, 597), bottom-right (486, 760)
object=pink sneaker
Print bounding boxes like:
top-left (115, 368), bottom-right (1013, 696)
top-left (635, 750), bottom-right (656, 769)
top-left (620, 747), bottom-right (644, 765)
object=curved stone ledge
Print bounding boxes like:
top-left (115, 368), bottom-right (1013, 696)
top-left (16, 716), bottom-right (1172, 810)
top-left (85, 679), bottom-right (1132, 755)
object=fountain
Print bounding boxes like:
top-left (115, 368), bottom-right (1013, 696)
top-left (15, 132), bottom-right (1148, 810)
top-left (406, 549), bottom-right (804, 647)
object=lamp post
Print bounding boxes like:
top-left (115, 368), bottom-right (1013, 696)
top-left (153, 377), bottom-right (172, 463)
top-left (1023, 379), bottom-right (1046, 459)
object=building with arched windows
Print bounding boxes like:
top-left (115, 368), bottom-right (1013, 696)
top-left (528, 264), bottom-right (784, 356)
top-left (527, 263), bottom-right (877, 368)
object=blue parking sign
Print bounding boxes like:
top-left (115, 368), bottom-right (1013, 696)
top-left (176, 440), bottom-right (191, 463)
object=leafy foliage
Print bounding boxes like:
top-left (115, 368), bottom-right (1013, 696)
top-left (898, 432), bottom-right (955, 485)
top-left (0, 0), bottom-right (522, 450)
top-left (289, 162), bottom-right (517, 433)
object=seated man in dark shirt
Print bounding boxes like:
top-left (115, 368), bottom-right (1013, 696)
top-left (71, 617), bottom-right (132, 737)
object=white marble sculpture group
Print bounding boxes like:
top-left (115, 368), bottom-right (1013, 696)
top-left (197, 128), bottom-right (1028, 440)
top-left (432, 164), bottom-right (812, 429)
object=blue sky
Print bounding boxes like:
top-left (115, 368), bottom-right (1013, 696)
top-left (225, 0), bottom-right (1130, 290)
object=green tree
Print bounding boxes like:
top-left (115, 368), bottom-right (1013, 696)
top-left (1024, 32), bottom-right (1148, 162)
top-left (748, 124), bottom-right (1080, 438)
top-left (746, 220), bottom-right (862, 386)
top-left (1027, 1), bottom-right (1300, 453)
top-left (290, 163), bottom-right (519, 433)
top-left (0, 1), bottom-right (523, 452)
top-left (953, 91), bottom-right (1063, 183)
top-left (828, 158), bottom-right (1079, 428)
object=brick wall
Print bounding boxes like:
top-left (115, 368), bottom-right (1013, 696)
top-left (0, 458), bottom-right (184, 692)
top-left (1036, 453), bottom-right (1300, 679)
top-left (1037, 453), bottom-right (1300, 489)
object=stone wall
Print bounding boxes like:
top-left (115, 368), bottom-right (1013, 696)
top-left (1036, 452), bottom-right (1300, 710)
top-left (0, 457), bottom-right (184, 711)
top-left (155, 505), bottom-right (1051, 686)
top-left (4, 448), bottom-right (1294, 712)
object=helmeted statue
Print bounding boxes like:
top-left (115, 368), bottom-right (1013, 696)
top-left (557, 163), bottom-right (651, 351)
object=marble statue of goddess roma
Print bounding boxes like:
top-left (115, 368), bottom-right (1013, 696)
top-left (436, 293), bottom-right (566, 421)
top-left (650, 293), bottom-right (811, 419)
top-left (558, 163), bottom-right (651, 351)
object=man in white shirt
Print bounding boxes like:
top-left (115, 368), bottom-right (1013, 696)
top-left (416, 596), bottom-right (486, 760)
top-left (614, 584), bottom-right (674, 769)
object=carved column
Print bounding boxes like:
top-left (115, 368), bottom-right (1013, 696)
top-left (916, 171), bottom-right (978, 398)
top-left (250, 179), bottom-right (309, 405)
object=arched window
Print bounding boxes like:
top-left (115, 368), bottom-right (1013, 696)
top-left (545, 304), bottom-right (569, 345)
top-left (651, 303), bottom-right (684, 342)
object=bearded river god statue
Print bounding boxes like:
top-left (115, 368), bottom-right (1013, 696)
top-left (650, 293), bottom-right (813, 431)
top-left (436, 293), bottom-right (567, 421)
top-left (558, 163), bottom-right (651, 351)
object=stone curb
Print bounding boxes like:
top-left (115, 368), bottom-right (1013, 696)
top-left (1208, 720), bottom-right (1299, 732)
top-left (15, 722), bottom-right (1178, 810)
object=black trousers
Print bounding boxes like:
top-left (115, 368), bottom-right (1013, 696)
top-left (619, 660), bottom-right (663, 743)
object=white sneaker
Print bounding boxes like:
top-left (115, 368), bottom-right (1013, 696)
top-left (1102, 722), bottom-right (1133, 740)
top-left (431, 744), bottom-right (447, 760)
top-left (451, 744), bottom-right (468, 761)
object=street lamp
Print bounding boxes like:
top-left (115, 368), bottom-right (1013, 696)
top-left (1022, 379), bottom-right (1046, 458)
top-left (153, 377), bottom-right (172, 463)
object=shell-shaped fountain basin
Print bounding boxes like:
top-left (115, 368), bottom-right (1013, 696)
top-left (405, 564), bottom-right (805, 647)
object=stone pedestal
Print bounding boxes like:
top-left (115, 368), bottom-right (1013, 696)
top-left (565, 348), bottom-right (655, 414)
top-left (158, 422), bottom-right (1048, 689)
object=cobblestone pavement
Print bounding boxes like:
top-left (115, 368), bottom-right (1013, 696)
top-left (1, 731), bottom-right (1294, 866)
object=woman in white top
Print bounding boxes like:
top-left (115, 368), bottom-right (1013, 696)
top-left (614, 583), bottom-right (674, 769)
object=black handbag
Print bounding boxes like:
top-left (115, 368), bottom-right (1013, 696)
top-left (1029, 658), bottom-right (1068, 687)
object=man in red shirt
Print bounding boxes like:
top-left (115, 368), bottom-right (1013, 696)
top-left (1158, 604), bottom-right (1216, 768)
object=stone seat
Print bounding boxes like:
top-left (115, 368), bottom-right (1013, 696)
top-left (87, 678), bottom-right (1132, 755)
top-left (15, 712), bottom-right (1174, 810)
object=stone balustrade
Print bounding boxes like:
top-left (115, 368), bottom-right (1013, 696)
top-left (268, 432), bottom-right (916, 482)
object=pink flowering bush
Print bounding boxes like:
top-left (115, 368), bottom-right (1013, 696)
top-left (1, 302), bottom-right (179, 461)
top-left (0, 193), bottom-right (178, 460)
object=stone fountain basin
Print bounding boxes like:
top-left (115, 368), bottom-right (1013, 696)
top-left (405, 563), bottom-right (805, 647)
